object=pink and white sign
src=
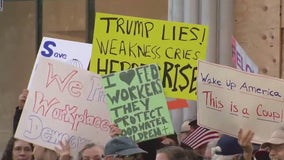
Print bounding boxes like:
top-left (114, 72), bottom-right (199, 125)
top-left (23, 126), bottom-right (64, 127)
top-left (15, 58), bottom-right (111, 158)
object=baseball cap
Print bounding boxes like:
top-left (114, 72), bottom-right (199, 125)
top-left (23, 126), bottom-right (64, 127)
top-left (261, 126), bottom-right (284, 148)
top-left (215, 135), bottom-right (243, 155)
top-left (104, 136), bottom-right (147, 156)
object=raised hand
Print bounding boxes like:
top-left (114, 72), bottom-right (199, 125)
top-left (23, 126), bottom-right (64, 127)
top-left (18, 89), bottom-right (28, 109)
top-left (55, 140), bottom-right (72, 160)
top-left (238, 128), bottom-right (255, 160)
top-left (109, 123), bottom-right (122, 138)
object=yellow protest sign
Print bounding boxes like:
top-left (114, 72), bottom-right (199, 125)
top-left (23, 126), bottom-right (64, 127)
top-left (90, 12), bottom-right (208, 100)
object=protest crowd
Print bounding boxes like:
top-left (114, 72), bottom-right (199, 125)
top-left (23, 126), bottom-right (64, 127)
top-left (0, 88), bottom-right (283, 160)
top-left (1, 8), bottom-right (284, 160)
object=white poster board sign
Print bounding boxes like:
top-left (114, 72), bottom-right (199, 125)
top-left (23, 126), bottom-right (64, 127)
top-left (197, 60), bottom-right (283, 143)
top-left (15, 58), bottom-right (111, 157)
top-left (28, 37), bottom-right (92, 88)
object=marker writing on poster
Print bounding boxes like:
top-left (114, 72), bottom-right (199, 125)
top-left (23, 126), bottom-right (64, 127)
top-left (239, 82), bottom-right (281, 98)
top-left (103, 64), bottom-right (172, 142)
top-left (161, 25), bottom-right (206, 45)
top-left (46, 62), bottom-right (82, 97)
top-left (31, 63), bottom-right (111, 131)
top-left (200, 73), bottom-right (222, 87)
top-left (23, 115), bottom-right (91, 150)
top-left (32, 91), bottom-right (110, 131)
top-left (202, 90), bottom-right (224, 111)
top-left (256, 104), bottom-right (283, 123)
top-left (99, 16), bottom-right (154, 38)
top-left (93, 14), bottom-right (208, 99)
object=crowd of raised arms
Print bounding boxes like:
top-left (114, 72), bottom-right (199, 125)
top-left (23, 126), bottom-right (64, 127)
top-left (1, 89), bottom-right (284, 160)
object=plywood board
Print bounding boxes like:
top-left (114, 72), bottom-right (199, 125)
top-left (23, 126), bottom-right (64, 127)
top-left (234, 0), bottom-right (281, 77)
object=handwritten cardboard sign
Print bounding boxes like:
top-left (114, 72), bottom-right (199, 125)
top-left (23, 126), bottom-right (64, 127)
top-left (28, 37), bottom-right (92, 89)
top-left (232, 36), bottom-right (258, 73)
top-left (15, 58), bottom-right (111, 157)
top-left (102, 64), bottom-right (174, 142)
top-left (90, 12), bottom-right (209, 100)
top-left (197, 60), bottom-right (284, 143)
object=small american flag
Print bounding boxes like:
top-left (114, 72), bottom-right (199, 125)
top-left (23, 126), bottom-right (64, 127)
top-left (181, 126), bottom-right (219, 149)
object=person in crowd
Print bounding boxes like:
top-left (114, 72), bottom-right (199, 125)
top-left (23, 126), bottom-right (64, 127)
top-left (180, 123), bottom-right (220, 159)
top-left (54, 123), bottom-right (125, 160)
top-left (137, 138), bottom-right (163, 160)
top-left (156, 145), bottom-right (199, 160)
top-left (33, 145), bottom-right (59, 160)
top-left (1, 137), bottom-right (34, 160)
top-left (54, 141), bottom-right (73, 160)
top-left (77, 143), bottom-right (104, 160)
top-left (131, 119), bottom-right (193, 160)
top-left (254, 149), bottom-right (270, 160)
top-left (179, 120), bottom-right (200, 150)
top-left (160, 133), bottom-right (179, 147)
top-left (53, 123), bottom-right (122, 160)
top-left (186, 120), bottom-right (199, 133)
top-left (14, 88), bottom-right (126, 160)
top-left (237, 129), bottom-right (255, 160)
top-left (103, 136), bottom-right (147, 160)
top-left (209, 128), bottom-right (256, 160)
top-left (179, 119), bottom-right (198, 143)
top-left (13, 88), bottom-right (28, 134)
top-left (110, 123), bottom-right (179, 160)
top-left (179, 119), bottom-right (191, 143)
top-left (13, 89), bottom-right (60, 160)
top-left (211, 134), bottom-right (244, 160)
top-left (203, 138), bottom-right (219, 159)
top-left (14, 89), bottom-right (123, 160)
top-left (133, 132), bottom-right (179, 159)
top-left (260, 126), bottom-right (284, 160)
top-left (109, 124), bottom-right (122, 138)
top-left (184, 149), bottom-right (200, 160)
top-left (128, 133), bottom-right (179, 160)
